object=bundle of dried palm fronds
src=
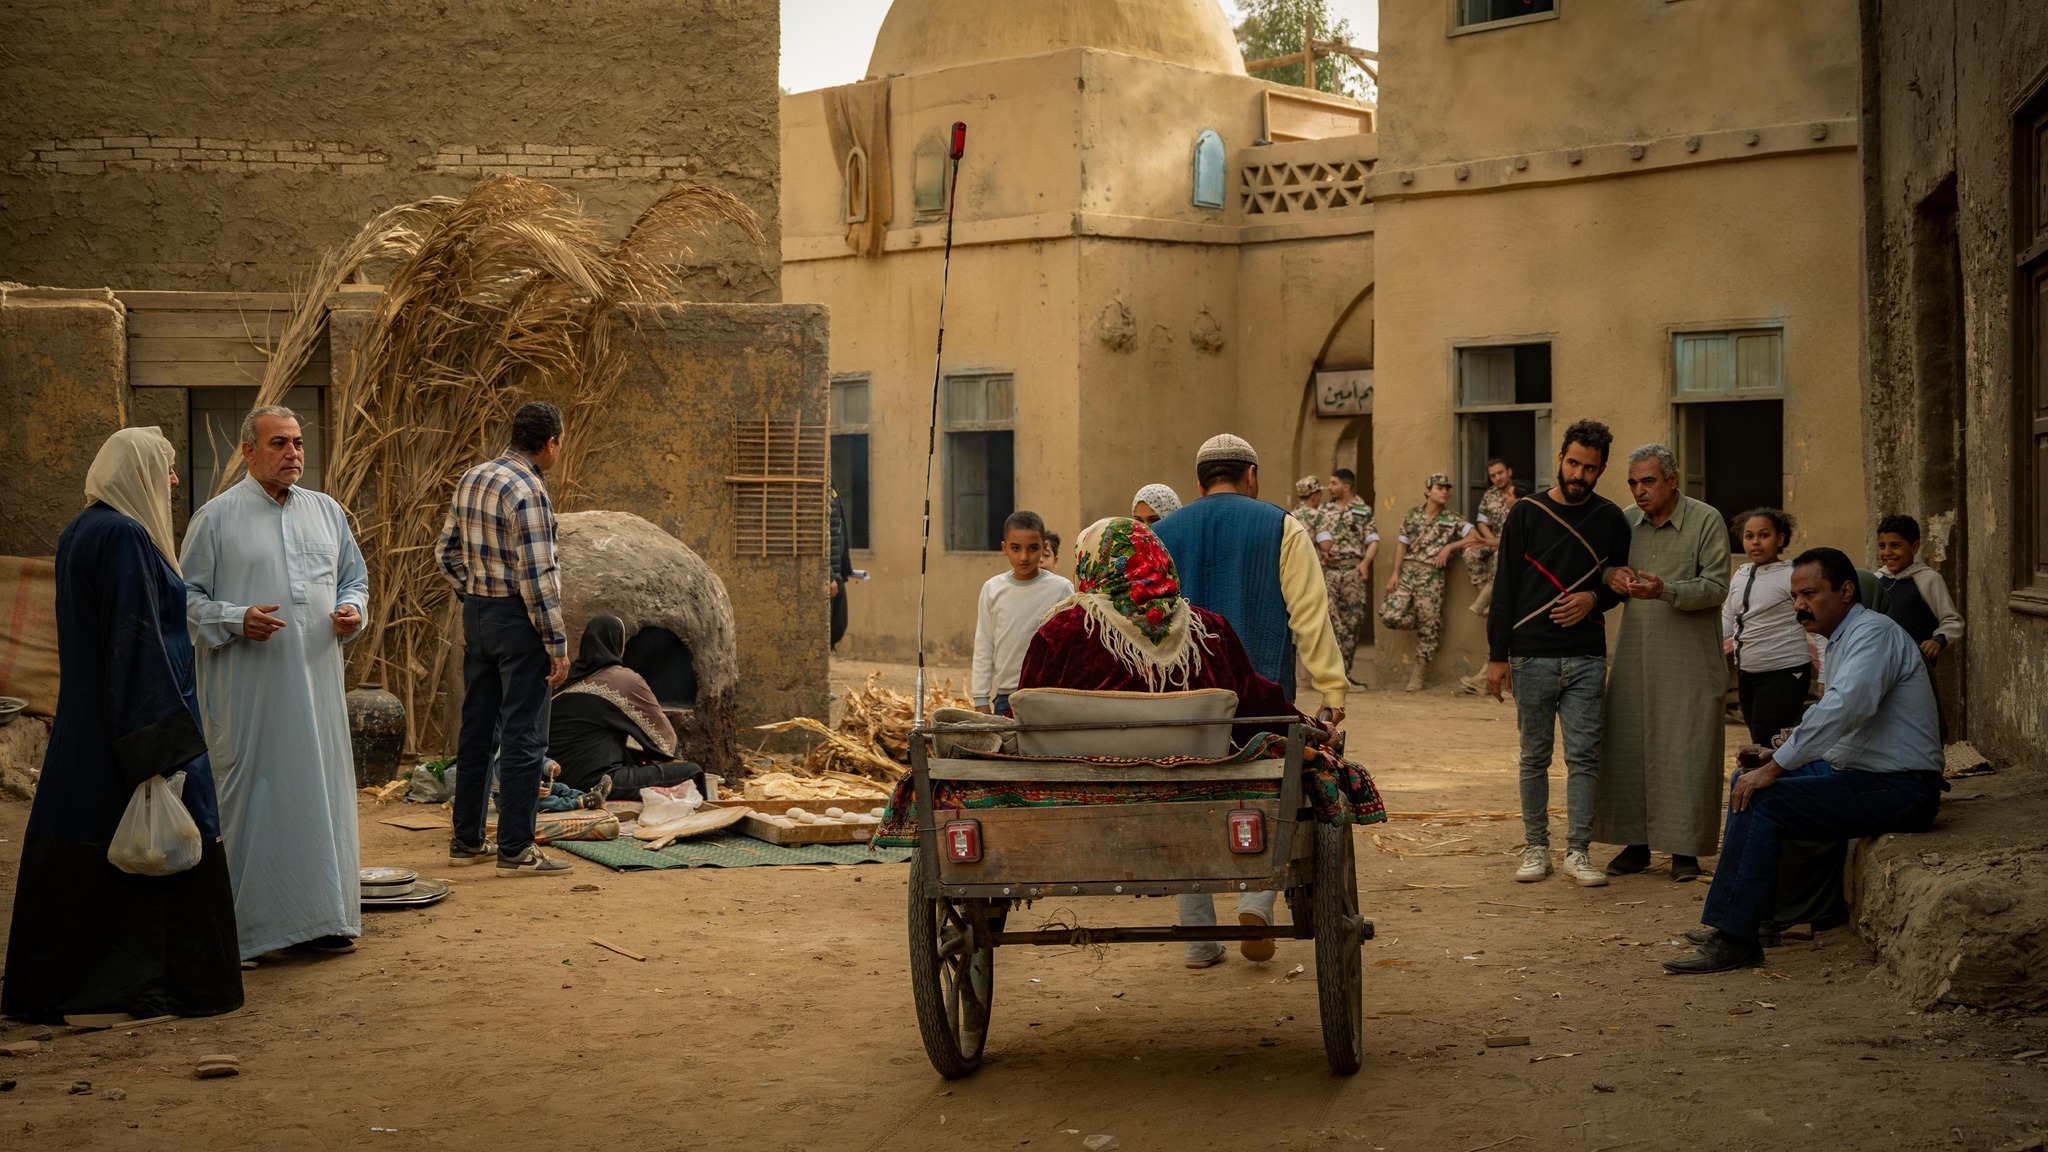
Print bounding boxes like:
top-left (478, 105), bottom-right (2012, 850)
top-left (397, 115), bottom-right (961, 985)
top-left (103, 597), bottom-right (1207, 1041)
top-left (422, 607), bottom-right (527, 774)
top-left (229, 177), bottom-right (763, 752)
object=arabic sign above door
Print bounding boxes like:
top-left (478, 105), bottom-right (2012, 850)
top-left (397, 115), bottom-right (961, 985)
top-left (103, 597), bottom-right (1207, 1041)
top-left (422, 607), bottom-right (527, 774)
top-left (1315, 369), bottom-right (1373, 417)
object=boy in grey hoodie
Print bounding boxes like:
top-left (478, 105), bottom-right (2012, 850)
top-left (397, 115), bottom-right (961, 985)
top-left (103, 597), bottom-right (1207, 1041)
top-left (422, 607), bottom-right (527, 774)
top-left (1874, 514), bottom-right (1963, 669)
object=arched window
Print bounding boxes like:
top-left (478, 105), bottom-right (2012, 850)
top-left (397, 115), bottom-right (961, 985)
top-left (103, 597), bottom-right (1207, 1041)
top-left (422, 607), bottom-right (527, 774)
top-left (1192, 129), bottom-right (1226, 210)
top-left (843, 145), bottom-right (869, 224)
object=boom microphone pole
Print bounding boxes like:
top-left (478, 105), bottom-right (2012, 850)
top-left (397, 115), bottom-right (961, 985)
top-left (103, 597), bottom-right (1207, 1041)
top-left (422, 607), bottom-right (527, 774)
top-left (914, 120), bottom-right (968, 728)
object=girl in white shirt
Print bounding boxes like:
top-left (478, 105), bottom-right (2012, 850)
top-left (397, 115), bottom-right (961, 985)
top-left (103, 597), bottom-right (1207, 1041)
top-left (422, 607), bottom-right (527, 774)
top-left (1721, 508), bottom-right (1814, 744)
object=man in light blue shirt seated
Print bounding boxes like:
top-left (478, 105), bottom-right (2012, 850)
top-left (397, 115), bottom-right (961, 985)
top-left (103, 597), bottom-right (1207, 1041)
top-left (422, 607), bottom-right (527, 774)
top-left (1663, 546), bottom-right (1946, 974)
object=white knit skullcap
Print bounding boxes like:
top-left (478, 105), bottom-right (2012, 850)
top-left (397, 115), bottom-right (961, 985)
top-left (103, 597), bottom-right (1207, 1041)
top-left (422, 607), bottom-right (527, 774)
top-left (1195, 433), bottom-right (1258, 467)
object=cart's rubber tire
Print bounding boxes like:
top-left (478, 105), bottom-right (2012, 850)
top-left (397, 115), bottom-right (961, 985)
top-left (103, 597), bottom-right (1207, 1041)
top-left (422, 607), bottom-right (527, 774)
top-left (1313, 821), bottom-right (1364, 1075)
top-left (908, 853), bottom-right (994, 1078)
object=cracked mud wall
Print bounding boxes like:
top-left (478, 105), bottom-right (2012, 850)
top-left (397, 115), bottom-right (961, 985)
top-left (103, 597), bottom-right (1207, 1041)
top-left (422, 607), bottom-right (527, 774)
top-left (1861, 0), bottom-right (2048, 767)
top-left (0, 0), bottom-right (780, 302)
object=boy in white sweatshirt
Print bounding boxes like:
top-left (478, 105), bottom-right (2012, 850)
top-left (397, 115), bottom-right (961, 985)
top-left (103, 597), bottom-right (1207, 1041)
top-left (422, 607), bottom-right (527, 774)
top-left (971, 510), bottom-right (1075, 715)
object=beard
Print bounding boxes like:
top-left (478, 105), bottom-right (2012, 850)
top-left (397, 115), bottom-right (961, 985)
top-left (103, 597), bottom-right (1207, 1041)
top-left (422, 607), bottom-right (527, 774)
top-left (1561, 478), bottom-right (1589, 497)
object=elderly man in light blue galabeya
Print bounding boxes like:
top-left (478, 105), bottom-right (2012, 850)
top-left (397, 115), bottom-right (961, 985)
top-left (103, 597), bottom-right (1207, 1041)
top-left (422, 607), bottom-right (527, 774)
top-left (1663, 547), bottom-right (1946, 974)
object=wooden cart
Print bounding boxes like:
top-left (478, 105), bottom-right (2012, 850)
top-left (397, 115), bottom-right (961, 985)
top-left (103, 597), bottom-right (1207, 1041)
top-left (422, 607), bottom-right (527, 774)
top-left (906, 717), bottom-right (1373, 1078)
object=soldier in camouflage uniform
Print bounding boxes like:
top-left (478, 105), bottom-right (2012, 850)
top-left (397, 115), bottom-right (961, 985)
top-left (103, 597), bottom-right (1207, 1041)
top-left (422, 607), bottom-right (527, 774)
top-left (1290, 475), bottom-right (1327, 537)
top-left (1380, 473), bottom-right (1482, 691)
top-left (1458, 460), bottom-right (1518, 691)
top-left (1319, 469), bottom-right (1380, 684)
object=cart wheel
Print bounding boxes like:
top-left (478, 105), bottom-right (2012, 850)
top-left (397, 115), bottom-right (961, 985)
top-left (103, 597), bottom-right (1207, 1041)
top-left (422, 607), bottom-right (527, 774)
top-left (1312, 821), bottom-right (1364, 1075)
top-left (908, 853), bottom-right (995, 1078)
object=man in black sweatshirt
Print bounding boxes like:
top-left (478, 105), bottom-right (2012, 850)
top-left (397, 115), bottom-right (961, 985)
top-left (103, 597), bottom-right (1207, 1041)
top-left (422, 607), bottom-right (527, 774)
top-left (1485, 420), bottom-right (1633, 887)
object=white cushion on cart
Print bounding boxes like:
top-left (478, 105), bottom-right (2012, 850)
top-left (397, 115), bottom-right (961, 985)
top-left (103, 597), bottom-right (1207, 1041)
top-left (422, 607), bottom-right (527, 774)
top-left (1007, 687), bottom-right (1238, 760)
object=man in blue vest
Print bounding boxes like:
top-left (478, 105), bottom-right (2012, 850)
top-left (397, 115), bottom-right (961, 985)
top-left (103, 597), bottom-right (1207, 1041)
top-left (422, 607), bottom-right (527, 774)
top-left (1152, 432), bottom-right (1349, 968)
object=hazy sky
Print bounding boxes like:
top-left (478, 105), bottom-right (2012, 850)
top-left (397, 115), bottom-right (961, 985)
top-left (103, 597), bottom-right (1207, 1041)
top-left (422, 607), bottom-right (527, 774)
top-left (780, 0), bottom-right (1380, 93)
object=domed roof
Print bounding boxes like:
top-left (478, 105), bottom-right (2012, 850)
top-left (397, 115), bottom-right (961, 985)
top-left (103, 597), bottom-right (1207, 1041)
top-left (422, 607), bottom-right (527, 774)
top-left (866, 0), bottom-right (1246, 79)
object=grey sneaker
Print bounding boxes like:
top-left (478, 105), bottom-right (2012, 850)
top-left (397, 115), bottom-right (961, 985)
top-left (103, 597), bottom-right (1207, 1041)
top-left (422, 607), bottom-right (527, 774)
top-left (1563, 849), bottom-right (1610, 887)
top-left (496, 846), bottom-right (574, 876)
top-left (448, 838), bottom-right (497, 867)
top-left (1514, 845), bottom-right (1552, 883)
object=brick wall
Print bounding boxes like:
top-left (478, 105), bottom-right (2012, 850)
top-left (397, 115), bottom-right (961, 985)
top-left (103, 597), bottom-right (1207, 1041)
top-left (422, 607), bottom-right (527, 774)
top-left (419, 144), bottom-right (701, 181)
top-left (16, 135), bottom-right (390, 176)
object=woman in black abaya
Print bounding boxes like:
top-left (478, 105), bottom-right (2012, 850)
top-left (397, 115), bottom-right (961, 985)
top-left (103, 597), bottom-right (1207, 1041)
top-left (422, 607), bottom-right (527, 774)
top-left (3, 428), bottom-right (242, 1023)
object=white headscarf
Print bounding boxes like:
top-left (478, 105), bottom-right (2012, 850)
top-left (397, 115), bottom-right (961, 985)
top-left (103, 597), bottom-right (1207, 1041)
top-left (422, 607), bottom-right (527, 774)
top-left (84, 427), bottom-right (180, 575)
top-left (1132, 483), bottom-right (1182, 518)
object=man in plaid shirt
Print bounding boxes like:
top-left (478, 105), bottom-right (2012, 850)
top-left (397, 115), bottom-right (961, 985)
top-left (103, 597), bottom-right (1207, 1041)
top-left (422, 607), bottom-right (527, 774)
top-left (437, 401), bottom-right (575, 876)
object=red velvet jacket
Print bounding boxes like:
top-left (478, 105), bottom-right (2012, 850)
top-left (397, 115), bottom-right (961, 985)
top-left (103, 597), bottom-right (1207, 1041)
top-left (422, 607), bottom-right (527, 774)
top-left (1017, 605), bottom-right (1304, 743)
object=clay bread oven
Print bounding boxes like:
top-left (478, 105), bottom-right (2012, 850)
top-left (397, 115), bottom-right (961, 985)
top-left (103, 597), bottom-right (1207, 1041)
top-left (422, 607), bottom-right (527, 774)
top-left (555, 511), bottom-right (739, 775)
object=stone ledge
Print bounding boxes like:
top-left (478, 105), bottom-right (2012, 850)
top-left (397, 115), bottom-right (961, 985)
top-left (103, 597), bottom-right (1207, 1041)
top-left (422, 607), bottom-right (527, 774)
top-left (1850, 763), bottom-right (2048, 1011)
top-left (0, 717), bottom-right (49, 802)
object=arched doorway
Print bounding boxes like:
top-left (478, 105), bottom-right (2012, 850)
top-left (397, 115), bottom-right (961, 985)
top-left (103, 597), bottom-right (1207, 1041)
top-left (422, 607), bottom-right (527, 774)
top-left (1292, 283), bottom-right (1375, 655)
top-left (1291, 283), bottom-right (1374, 493)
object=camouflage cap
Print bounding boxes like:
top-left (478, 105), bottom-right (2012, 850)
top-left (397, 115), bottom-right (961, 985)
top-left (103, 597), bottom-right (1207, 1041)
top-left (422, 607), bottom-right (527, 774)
top-left (1295, 474), bottom-right (1322, 496)
top-left (1426, 472), bottom-right (1454, 490)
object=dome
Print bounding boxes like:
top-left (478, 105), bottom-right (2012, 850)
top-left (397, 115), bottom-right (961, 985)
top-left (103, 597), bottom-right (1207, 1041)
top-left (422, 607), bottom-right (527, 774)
top-left (866, 0), bottom-right (1247, 78)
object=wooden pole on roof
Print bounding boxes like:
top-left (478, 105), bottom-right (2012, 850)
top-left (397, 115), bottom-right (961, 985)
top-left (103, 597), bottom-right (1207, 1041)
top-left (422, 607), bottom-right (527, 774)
top-left (1303, 13), bottom-right (1316, 90)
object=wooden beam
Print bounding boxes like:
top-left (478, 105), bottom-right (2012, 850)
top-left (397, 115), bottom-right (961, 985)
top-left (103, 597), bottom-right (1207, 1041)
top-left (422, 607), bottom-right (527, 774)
top-left (114, 291), bottom-right (302, 312)
top-left (1245, 40), bottom-right (1379, 79)
top-left (129, 359), bottom-right (328, 388)
top-left (124, 310), bottom-right (295, 340)
top-left (128, 336), bottom-right (327, 363)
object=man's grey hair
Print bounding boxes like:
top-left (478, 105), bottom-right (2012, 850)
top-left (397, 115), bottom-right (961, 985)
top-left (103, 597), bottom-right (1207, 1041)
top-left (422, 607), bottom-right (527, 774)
top-left (1628, 443), bottom-right (1679, 479)
top-left (239, 404), bottom-right (300, 447)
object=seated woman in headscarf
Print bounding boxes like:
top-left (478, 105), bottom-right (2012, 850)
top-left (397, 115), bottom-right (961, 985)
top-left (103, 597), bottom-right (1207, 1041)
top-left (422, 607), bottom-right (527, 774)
top-left (548, 616), bottom-right (703, 800)
top-left (1018, 517), bottom-right (1343, 969)
top-left (1017, 516), bottom-right (1296, 742)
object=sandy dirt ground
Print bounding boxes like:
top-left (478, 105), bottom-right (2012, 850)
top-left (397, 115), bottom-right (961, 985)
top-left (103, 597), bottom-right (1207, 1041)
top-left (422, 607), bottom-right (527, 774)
top-left (1, 655), bottom-right (2041, 1152)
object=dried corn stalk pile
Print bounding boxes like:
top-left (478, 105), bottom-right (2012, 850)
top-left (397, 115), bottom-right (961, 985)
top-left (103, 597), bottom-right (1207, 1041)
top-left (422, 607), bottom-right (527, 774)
top-left (750, 673), bottom-right (973, 782)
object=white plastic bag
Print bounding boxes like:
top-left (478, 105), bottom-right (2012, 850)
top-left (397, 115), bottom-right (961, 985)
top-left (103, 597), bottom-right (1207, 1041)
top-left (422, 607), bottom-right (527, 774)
top-left (107, 771), bottom-right (203, 876)
top-left (637, 780), bottom-right (703, 827)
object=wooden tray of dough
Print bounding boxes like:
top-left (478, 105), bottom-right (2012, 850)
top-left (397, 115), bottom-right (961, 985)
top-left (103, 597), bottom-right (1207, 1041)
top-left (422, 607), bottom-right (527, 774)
top-left (735, 813), bottom-right (877, 845)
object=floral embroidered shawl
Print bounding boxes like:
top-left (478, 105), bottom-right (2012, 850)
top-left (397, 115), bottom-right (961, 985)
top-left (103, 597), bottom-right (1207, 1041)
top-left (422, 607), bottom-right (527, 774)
top-left (1049, 517), bottom-right (1214, 691)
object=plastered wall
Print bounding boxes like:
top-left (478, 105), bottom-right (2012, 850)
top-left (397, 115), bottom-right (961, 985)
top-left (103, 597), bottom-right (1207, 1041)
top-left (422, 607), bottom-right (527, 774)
top-left (575, 303), bottom-right (833, 731)
top-left (1378, 0), bottom-right (1858, 168)
top-left (1, 0), bottom-right (780, 301)
top-left (0, 287), bottom-right (126, 558)
top-left (1372, 152), bottom-right (1865, 679)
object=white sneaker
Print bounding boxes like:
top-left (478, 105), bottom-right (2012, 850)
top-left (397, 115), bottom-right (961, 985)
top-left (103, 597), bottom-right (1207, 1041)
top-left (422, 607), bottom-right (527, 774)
top-left (1514, 845), bottom-right (1552, 882)
top-left (1563, 849), bottom-right (1609, 887)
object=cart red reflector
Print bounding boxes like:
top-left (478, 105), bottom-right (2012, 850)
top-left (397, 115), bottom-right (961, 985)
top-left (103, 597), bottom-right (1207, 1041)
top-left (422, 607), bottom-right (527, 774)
top-left (1226, 809), bottom-right (1265, 853)
top-left (944, 820), bottom-right (983, 862)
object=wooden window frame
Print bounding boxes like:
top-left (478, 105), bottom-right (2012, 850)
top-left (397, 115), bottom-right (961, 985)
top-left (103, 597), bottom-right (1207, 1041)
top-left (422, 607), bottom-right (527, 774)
top-left (2013, 67), bottom-right (2048, 614)
top-left (830, 374), bottom-right (873, 553)
top-left (1667, 324), bottom-right (1786, 546)
top-left (942, 371), bottom-right (1016, 554)
top-left (1448, 0), bottom-right (1559, 38)
top-left (1452, 339), bottom-right (1554, 519)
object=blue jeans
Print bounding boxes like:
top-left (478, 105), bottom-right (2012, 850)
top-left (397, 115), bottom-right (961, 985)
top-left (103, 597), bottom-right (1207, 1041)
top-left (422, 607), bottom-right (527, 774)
top-left (1702, 762), bottom-right (1940, 939)
top-left (455, 596), bottom-right (552, 858)
top-left (1511, 655), bottom-right (1605, 853)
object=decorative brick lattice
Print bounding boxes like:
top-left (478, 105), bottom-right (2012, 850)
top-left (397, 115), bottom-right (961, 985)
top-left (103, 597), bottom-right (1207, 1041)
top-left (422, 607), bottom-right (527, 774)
top-left (420, 145), bottom-right (702, 181)
top-left (14, 136), bottom-right (389, 175)
top-left (1241, 158), bottom-right (1373, 216)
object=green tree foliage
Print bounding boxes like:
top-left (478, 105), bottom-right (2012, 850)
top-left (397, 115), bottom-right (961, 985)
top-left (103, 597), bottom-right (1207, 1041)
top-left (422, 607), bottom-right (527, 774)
top-left (1234, 0), bottom-right (1374, 101)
